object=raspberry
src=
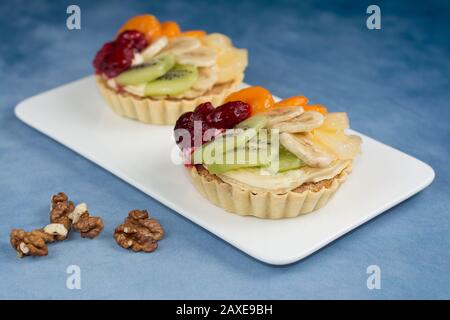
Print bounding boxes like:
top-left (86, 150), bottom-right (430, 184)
top-left (174, 112), bottom-right (195, 150)
top-left (94, 43), bottom-right (134, 78)
top-left (93, 31), bottom-right (148, 78)
top-left (192, 112), bottom-right (214, 147)
top-left (174, 111), bottom-right (217, 150)
top-left (93, 42), bottom-right (114, 74)
top-left (117, 30), bottom-right (148, 52)
top-left (206, 101), bottom-right (251, 129)
top-left (194, 102), bottom-right (215, 117)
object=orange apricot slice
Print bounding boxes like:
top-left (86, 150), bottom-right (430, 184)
top-left (303, 104), bottom-right (328, 115)
top-left (118, 14), bottom-right (162, 42)
top-left (161, 21), bottom-right (181, 37)
top-left (181, 30), bottom-right (207, 38)
top-left (225, 86), bottom-right (275, 114)
top-left (275, 96), bottom-right (309, 108)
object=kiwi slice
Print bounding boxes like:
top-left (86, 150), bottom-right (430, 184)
top-left (192, 115), bottom-right (267, 165)
top-left (207, 163), bottom-right (255, 173)
top-left (192, 129), bottom-right (257, 165)
top-left (235, 114), bottom-right (267, 130)
top-left (207, 147), bottom-right (304, 174)
top-left (206, 146), bottom-right (270, 174)
top-left (208, 144), bottom-right (304, 174)
top-left (267, 146), bottom-right (305, 172)
top-left (115, 53), bottom-right (175, 86)
top-left (144, 64), bottom-right (198, 96)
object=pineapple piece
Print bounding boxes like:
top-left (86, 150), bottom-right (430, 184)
top-left (216, 47), bottom-right (248, 83)
top-left (320, 112), bottom-right (349, 131)
top-left (311, 129), bottom-right (361, 159)
top-left (201, 33), bottom-right (232, 53)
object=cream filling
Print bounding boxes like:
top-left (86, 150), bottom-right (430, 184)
top-left (216, 160), bottom-right (351, 193)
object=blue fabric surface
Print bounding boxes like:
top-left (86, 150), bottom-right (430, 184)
top-left (0, 0), bottom-right (449, 299)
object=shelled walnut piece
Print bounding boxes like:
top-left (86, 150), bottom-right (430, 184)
top-left (10, 223), bottom-right (68, 258)
top-left (73, 210), bottom-right (104, 239)
top-left (10, 192), bottom-right (105, 258)
top-left (114, 210), bottom-right (164, 252)
top-left (51, 193), bottom-right (104, 239)
top-left (50, 192), bottom-right (75, 230)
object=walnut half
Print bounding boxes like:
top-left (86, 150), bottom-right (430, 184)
top-left (10, 223), bottom-right (68, 258)
top-left (114, 210), bottom-right (164, 253)
top-left (73, 211), bottom-right (104, 239)
top-left (50, 192), bottom-right (75, 231)
top-left (51, 194), bottom-right (104, 239)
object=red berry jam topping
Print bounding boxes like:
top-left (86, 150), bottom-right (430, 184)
top-left (174, 111), bottom-right (194, 148)
top-left (174, 101), bottom-right (252, 151)
top-left (117, 30), bottom-right (148, 51)
top-left (93, 42), bottom-right (114, 73)
top-left (94, 44), bottom-right (134, 78)
top-left (194, 102), bottom-right (215, 117)
top-left (93, 30), bottom-right (148, 78)
top-left (206, 101), bottom-right (251, 129)
top-left (174, 111), bottom-right (216, 151)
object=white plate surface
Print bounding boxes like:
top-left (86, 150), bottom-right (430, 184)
top-left (15, 76), bottom-right (435, 265)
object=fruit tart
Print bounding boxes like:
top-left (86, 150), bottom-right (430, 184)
top-left (93, 14), bottom-right (247, 125)
top-left (173, 86), bottom-right (362, 218)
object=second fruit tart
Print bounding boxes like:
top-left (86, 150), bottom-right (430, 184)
top-left (94, 14), bottom-right (248, 125)
top-left (173, 87), bottom-right (362, 219)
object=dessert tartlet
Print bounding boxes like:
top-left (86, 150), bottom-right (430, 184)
top-left (173, 87), bottom-right (362, 219)
top-left (93, 14), bottom-right (247, 125)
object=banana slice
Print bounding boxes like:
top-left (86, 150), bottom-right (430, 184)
top-left (272, 111), bottom-right (324, 133)
top-left (131, 53), bottom-right (145, 66)
top-left (123, 83), bottom-right (147, 96)
top-left (201, 33), bottom-right (232, 53)
top-left (192, 66), bottom-right (218, 91)
top-left (141, 36), bottom-right (168, 60)
top-left (106, 78), bottom-right (118, 90)
top-left (265, 107), bottom-right (304, 127)
top-left (164, 36), bottom-right (201, 55)
top-left (176, 46), bottom-right (217, 67)
top-left (280, 132), bottom-right (335, 168)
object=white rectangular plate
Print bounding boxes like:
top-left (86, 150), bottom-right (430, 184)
top-left (15, 76), bottom-right (434, 265)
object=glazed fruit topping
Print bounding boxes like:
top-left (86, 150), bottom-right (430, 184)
top-left (93, 42), bottom-right (134, 78)
top-left (117, 30), bottom-right (148, 51)
top-left (275, 96), bottom-right (327, 115)
top-left (118, 14), bottom-right (162, 43)
top-left (225, 86), bottom-right (274, 114)
top-left (93, 42), bottom-right (115, 74)
top-left (275, 96), bottom-right (309, 108)
top-left (161, 21), bottom-right (181, 38)
top-left (194, 102), bottom-right (215, 117)
top-left (174, 101), bottom-right (252, 151)
top-left (206, 101), bottom-right (251, 129)
top-left (93, 30), bottom-right (148, 78)
top-left (174, 111), bottom-right (213, 151)
top-left (174, 111), bottom-right (195, 142)
top-left (181, 30), bottom-right (207, 38)
top-left (174, 102), bottom-right (218, 151)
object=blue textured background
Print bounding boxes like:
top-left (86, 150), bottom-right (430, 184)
top-left (0, 0), bottom-right (449, 299)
